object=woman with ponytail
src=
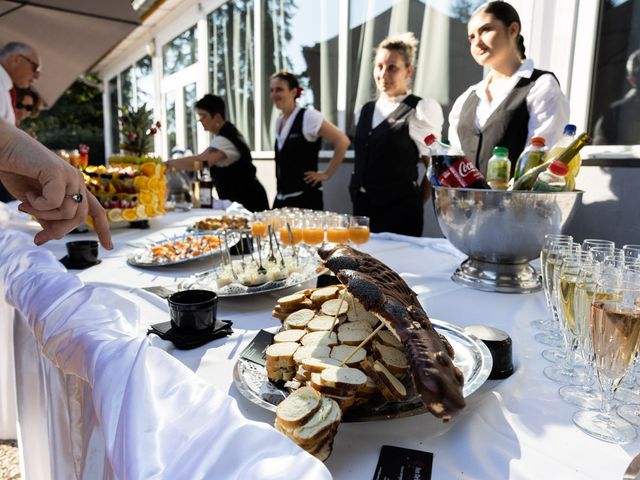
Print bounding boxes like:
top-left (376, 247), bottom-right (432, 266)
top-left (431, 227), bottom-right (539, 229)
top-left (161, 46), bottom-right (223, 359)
top-left (448, 1), bottom-right (569, 176)
top-left (269, 71), bottom-right (350, 210)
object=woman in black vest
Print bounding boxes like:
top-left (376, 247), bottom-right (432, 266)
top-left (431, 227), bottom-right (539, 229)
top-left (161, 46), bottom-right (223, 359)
top-left (448, 1), bottom-right (569, 176)
top-left (269, 71), bottom-right (350, 210)
top-left (165, 94), bottom-right (269, 212)
top-left (351, 33), bottom-right (443, 237)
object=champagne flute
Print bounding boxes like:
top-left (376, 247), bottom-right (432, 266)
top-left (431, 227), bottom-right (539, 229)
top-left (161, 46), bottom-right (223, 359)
top-left (583, 239), bottom-right (615, 252)
top-left (573, 275), bottom-right (640, 444)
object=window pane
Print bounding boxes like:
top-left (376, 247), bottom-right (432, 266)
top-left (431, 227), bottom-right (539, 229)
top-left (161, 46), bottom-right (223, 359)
top-left (347, 0), bottom-right (483, 140)
top-left (591, 0), bottom-right (640, 145)
top-left (163, 26), bottom-right (198, 76)
top-left (261, 0), bottom-right (340, 150)
top-left (119, 66), bottom-right (134, 109)
top-left (208, 0), bottom-right (256, 149)
top-left (183, 83), bottom-right (198, 153)
top-left (108, 76), bottom-right (119, 154)
top-left (165, 91), bottom-right (176, 153)
top-left (135, 55), bottom-right (154, 109)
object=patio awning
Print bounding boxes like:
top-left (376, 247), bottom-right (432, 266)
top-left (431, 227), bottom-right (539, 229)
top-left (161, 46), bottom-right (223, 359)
top-left (0, 0), bottom-right (140, 106)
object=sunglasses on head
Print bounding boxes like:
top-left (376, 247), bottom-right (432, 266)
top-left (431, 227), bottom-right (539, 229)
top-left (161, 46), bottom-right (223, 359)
top-left (16, 103), bottom-right (34, 112)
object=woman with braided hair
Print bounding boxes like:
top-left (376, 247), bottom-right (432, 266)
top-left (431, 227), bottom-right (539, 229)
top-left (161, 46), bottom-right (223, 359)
top-left (448, 1), bottom-right (569, 177)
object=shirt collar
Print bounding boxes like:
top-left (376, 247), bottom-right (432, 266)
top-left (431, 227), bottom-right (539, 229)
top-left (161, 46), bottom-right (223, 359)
top-left (377, 92), bottom-right (411, 104)
top-left (475, 59), bottom-right (535, 101)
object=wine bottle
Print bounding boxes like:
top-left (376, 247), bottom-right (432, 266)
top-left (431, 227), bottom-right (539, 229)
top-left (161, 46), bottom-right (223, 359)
top-left (199, 166), bottom-right (214, 208)
top-left (511, 132), bottom-right (591, 191)
top-left (192, 160), bottom-right (202, 208)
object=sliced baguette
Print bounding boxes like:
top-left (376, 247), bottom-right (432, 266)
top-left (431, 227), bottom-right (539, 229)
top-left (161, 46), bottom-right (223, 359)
top-left (320, 298), bottom-right (349, 316)
top-left (373, 342), bottom-right (408, 376)
top-left (273, 329), bottom-right (306, 343)
top-left (300, 331), bottom-right (338, 347)
top-left (265, 342), bottom-right (299, 364)
top-left (293, 345), bottom-right (331, 363)
top-left (310, 286), bottom-right (340, 305)
top-left (320, 366), bottom-right (367, 390)
top-left (275, 386), bottom-right (322, 428)
top-left (373, 360), bottom-right (407, 400)
top-left (359, 358), bottom-right (397, 402)
top-left (307, 315), bottom-right (339, 332)
top-left (376, 329), bottom-right (403, 349)
top-left (277, 292), bottom-right (308, 308)
top-left (310, 372), bottom-right (359, 397)
top-left (337, 328), bottom-right (371, 346)
top-left (338, 320), bottom-right (373, 333)
top-left (283, 309), bottom-right (315, 329)
top-left (300, 356), bottom-right (341, 373)
top-left (330, 345), bottom-right (367, 367)
top-left (292, 397), bottom-right (342, 445)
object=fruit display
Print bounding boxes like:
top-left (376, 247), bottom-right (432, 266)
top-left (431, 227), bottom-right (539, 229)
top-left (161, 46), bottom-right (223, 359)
top-left (83, 158), bottom-right (167, 224)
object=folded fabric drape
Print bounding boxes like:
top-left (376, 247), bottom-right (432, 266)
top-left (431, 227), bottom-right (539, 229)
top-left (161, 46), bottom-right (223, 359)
top-left (0, 229), bottom-right (331, 479)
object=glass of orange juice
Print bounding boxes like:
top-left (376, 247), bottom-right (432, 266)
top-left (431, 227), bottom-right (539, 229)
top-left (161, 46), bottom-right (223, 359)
top-left (349, 215), bottom-right (370, 246)
top-left (251, 212), bottom-right (267, 238)
top-left (302, 214), bottom-right (325, 249)
top-left (326, 213), bottom-right (350, 244)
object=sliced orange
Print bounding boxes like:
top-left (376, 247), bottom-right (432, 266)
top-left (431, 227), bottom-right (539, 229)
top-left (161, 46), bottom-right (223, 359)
top-left (145, 203), bottom-right (155, 217)
top-left (159, 165), bottom-right (167, 175)
top-left (133, 176), bottom-right (149, 190)
top-left (122, 208), bottom-right (138, 222)
top-left (148, 176), bottom-right (160, 191)
top-left (140, 162), bottom-right (157, 177)
top-left (138, 190), bottom-right (153, 205)
top-left (136, 204), bottom-right (148, 219)
top-left (108, 208), bottom-right (123, 223)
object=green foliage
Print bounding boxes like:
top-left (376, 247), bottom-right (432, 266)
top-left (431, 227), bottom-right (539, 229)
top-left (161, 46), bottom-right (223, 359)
top-left (118, 103), bottom-right (161, 157)
top-left (22, 78), bottom-right (105, 164)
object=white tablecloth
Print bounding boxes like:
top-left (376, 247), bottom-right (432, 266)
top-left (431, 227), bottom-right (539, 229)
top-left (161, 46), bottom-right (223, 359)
top-left (1, 209), bottom-right (638, 479)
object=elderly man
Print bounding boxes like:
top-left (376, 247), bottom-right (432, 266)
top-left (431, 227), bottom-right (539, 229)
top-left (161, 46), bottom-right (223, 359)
top-left (0, 42), bottom-right (41, 125)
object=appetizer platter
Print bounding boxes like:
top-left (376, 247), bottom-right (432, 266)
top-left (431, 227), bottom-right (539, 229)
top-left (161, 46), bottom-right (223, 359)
top-left (126, 233), bottom-right (234, 267)
top-left (233, 245), bottom-right (491, 461)
top-left (188, 215), bottom-right (251, 233)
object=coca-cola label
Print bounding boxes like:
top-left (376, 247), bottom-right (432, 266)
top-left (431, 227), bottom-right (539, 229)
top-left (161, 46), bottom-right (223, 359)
top-left (437, 157), bottom-right (484, 187)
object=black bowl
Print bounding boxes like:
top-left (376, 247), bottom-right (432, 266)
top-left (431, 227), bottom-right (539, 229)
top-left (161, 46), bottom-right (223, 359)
top-left (168, 289), bottom-right (218, 331)
top-left (66, 240), bottom-right (99, 264)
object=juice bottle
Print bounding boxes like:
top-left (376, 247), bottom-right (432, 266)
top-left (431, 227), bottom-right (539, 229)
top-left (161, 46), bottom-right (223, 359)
top-left (532, 160), bottom-right (568, 192)
top-left (513, 137), bottom-right (546, 181)
top-left (546, 124), bottom-right (580, 190)
top-left (486, 146), bottom-right (511, 190)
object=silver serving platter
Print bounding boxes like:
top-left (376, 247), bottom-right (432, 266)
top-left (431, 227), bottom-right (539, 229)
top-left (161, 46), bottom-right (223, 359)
top-left (126, 232), bottom-right (239, 267)
top-left (233, 319), bottom-right (492, 422)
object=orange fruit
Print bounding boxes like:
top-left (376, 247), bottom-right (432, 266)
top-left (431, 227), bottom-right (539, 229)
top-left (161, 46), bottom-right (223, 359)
top-left (136, 204), bottom-right (148, 219)
top-left (145, 203), bottom-right (155, 217)
top-left (122, 208), bottom-right (138, 222)
top-left (160, 165), bottom-right (167, 175)
top-left (133, 176), bottom-right (149, 190)
top-left (140, 162), bottom-right (156, 177)
top-left (108, 208), bottom-right (123, 223)
top-left (148, 176), bottom-right (160, 191)
top-left (138, 190), bottom-right (153, 205)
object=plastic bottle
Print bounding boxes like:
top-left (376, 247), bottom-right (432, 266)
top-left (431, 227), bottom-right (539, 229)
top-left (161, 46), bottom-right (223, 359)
top-left (513, 137), bottom-right (546, 181)
top-left (546, 124), bottom-right (581, 190)
top-left (424, 134), bottom-right (490, 189)
top-left (511, 132), bottom-right (591, 191)
top-left (532, 160), bottom-right (569, 191)
top-left (486, 146), bottom-right (511, 190)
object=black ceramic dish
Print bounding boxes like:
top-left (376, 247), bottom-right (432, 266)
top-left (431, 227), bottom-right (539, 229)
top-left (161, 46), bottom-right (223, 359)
top-left (168, 289), bottom-right (218, 331)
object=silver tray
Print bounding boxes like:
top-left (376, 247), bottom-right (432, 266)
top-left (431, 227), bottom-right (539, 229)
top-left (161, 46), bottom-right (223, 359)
top-left (233, 319), bottom-right (492, 422)
top-left (126, 232), bottom-right (239, 267)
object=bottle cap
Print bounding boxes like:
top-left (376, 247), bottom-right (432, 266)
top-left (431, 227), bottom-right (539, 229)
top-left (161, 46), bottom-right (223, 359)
top-left (423, 134), bottom-right (436, 146)
top-left (492, 146), bottom-right (509, 157)
top-left (549, 160), bottom-right (569, 176)
top-left (563, 124), bottom-right (577, 135)
top-left (464, 325), bottom-right (514, 380)
top-left (530, 136), bottom-right (546, 146)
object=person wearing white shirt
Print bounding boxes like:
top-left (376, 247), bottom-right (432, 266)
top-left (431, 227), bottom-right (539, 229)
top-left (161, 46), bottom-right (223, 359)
top-left (448, 1), bottom-right (569, 176)
top-left (351, 33), bottom-right (444, 237)
top-left (270, 71), bottom-right (350, 210)
top-left (165, 94), bottom-right (269, 212)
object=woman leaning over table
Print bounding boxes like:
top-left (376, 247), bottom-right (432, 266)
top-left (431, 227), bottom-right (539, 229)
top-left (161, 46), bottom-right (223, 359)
top-left (165, 94), bottom-right (269, 212)
top-left (270, 71), bottom-right (350, 210)
top-left (350, 33), bottom-right (443, 237)
top-left (448, 0), bottom-right (569, 177)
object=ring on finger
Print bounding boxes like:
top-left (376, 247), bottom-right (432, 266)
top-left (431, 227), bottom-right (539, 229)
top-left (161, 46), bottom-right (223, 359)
top-left (64, 193), bottom-right (84, 203)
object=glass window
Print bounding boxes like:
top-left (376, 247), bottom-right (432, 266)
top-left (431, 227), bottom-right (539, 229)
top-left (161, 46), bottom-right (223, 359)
top-left (183, 83), bottom-right (198, 153)
top-left (590, 0), bottom-right (640, 145)
top-left (208, 0), bottom-right (256, 148)
top-left (165, 91), bottom-right (177, 153)
top-left (119, 66), bottom-right (134, 109)
top-left (261, 0), bottom-right (341, 150)
top-left (347, 0), bottom-right (483, 140)
top-left (108, 76), bottom-right (119, 153)
top-left (163, 26), bottom-right (198, 76)
top-left (135, 55), bottom-right (154, 109)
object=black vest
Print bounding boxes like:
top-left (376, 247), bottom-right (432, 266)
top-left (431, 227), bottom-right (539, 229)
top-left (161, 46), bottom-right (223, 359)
top-left (274, 108), bottom-right (321, 195)
top-left (211, 121), bottom-right (257, 199)
top-left (351, 95), bottom-right (421, 202)
top-left (458, 69), bottom-right (556, 176)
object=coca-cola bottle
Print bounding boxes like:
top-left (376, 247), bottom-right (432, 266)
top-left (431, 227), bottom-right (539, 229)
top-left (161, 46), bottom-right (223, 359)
top-left (424, 134), bottom-right (491, 189)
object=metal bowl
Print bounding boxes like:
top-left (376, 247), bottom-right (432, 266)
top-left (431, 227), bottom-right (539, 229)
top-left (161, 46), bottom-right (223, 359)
top-left (433, 186), bottom-right (583, 293)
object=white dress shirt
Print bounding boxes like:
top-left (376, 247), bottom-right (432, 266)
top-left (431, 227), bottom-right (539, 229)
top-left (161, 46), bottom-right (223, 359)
top-left (355, 93), bottom-right (444, 156)
top-left (0, 66), bottom-right (16, 126)
top-left (274, 106), bottom-right (323, 150)
top-left (209, 135), bottom-right (240, 167)
top-left (448, 59), bottom-right (570, 150)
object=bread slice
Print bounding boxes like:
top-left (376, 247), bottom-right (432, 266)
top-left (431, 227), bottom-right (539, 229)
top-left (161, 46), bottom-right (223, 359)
top-left (373, 342), bottom-right (408, 376)
top-left (359, 375), bottom-right (379, 395)
top-left (376, 329), bottom-right (403, 349)
top-left (292, 397), bottom-right (341, 445)
top-left (293, 345), bottom-right (331, 363)
top-left (277, 292), bottom-right (308, 308)
top-left (337, 329), bottom-right (371, 346)
top-left (310, 286), bottom-right (340, 305)
top-left (271, 309), bottom-right (288, 322)
top-left (320, 366), bottom-right (367, 390)
top-left (309, 372), bottom-right (359, 397)
top-left (300, 356), bottom-right (341, 373)
top-left (300, 331), bottom-right (338, 347)
top-left (320, 298), bottom-right (349, 316)
top-left (347, 296), bottom-right (380, 328)
top-left (307, 315), bottom-right (339, 332)
top-left (330, 345), bottom-right (367, 367)
top-left (322, 393), bottom-right (357, 412)
top-left (338, 320), bottom-right (373, 333)
top-left (275, 386), bottom-right (322, 428)
top-left (265, 342), bottom-right (299, 364)
top-left (283, 309), bottom-right (315, 329)
top-left (266, 368), bottom-right (296, 382)
top-left (373, 360), bottom-right (407, 400)
top-left (359, 358), bottom-right (397, 401)
top-left (274, 329), bottom-right (306, 343)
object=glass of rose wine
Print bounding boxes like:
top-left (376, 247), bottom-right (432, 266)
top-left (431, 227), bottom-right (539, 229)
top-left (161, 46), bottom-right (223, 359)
top-left (348, 216), bottom-right (370, 246)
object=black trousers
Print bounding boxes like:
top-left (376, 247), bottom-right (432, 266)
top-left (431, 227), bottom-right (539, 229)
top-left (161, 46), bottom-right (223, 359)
top-left (219, 177), bottom-right (269, 212)
top-left (272, 189), bottom-right (323, 211)
top-left (352, 190), bottom-right (423, 237)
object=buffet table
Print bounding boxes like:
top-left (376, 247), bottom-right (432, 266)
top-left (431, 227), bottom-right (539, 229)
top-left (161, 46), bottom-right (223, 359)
top-left (1, 208), bottom-right (638, 479)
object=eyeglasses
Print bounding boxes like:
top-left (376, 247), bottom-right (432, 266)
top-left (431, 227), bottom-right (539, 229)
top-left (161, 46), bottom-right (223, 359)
top-left (19, 54), bottom-right (41, 73)
top-left (16, 103), bottom-right (34, 112)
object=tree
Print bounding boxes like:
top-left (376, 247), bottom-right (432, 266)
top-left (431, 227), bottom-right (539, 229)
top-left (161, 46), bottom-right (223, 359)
top-left (22, 77), bottom-right (106, 165)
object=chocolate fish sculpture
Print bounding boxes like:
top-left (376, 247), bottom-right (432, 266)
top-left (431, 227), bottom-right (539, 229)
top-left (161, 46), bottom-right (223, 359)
top-left (317, 245), bottom-right (465, 420)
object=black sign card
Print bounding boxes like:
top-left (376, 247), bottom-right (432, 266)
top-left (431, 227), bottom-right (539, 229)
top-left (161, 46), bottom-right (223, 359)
top-left (372, 445), bottom-right (433, 480)
top-left (240, 329), bottom-right (275, 366)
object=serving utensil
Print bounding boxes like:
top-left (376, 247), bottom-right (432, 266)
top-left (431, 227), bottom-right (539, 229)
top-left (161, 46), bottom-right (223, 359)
top-left (267, 225), bottom-right (277, 264)
top-left (623, 452), bottom-right (640, 479)
top-left (286, 223), bottom-right (299, 266)
top-left (271, 227), bottom-right (286, 268)
top-left (255, 234), bottom-right (267, 275)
